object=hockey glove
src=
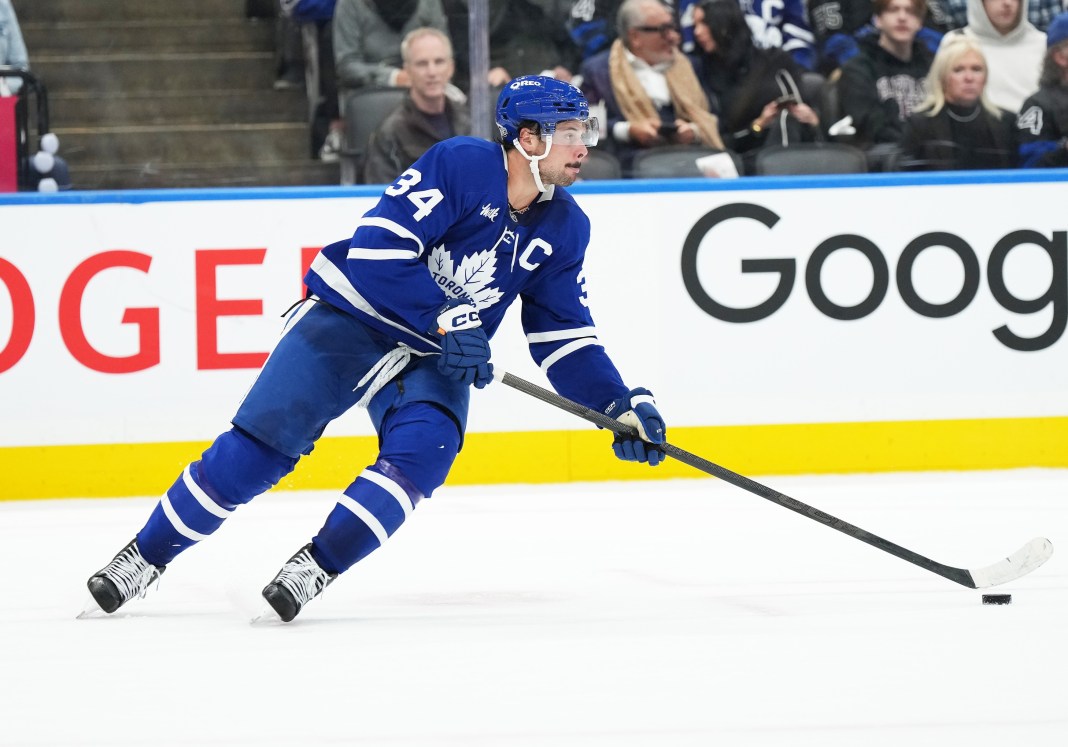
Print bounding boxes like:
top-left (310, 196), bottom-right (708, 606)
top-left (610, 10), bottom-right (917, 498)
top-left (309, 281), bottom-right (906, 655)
top-left (433, 298), bottom-right (493, 389)
top-left (604, 388), bottom-right (666, 467)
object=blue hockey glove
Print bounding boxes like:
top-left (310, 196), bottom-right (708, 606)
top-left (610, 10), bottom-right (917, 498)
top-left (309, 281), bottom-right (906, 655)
top-left (433, 298), bottom-right (493, 389)
top-left (604, 388), bottom-right (666, 467)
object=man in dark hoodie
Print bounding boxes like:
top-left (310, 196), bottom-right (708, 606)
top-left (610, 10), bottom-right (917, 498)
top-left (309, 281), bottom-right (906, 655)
top-left (839, 0), bottom-right (935, 147)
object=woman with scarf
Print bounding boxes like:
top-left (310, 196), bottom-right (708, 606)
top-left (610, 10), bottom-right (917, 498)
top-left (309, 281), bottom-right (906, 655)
top-left (333, 0), bottom-right (448, 90)
top-left (898, 35), bottom-right (1017, 169)
top-left (688, 0), bottom-right (821, 173)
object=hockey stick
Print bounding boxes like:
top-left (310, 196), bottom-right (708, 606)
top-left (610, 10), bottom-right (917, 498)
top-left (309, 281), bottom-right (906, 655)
top-left (495, 370), bottom-right (1053, 589)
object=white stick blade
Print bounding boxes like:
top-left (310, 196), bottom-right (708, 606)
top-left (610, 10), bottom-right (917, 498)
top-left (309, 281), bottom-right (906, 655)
top-left (968, 537), bottom-right (1054, 588)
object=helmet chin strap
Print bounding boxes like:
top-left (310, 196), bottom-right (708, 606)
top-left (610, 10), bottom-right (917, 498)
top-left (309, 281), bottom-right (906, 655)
top-left (512, 134), bottom-right (553, 193)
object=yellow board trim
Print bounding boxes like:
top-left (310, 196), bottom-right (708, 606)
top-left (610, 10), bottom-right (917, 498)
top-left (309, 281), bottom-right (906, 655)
top-left (2, 416), bottom-right (1067, 501)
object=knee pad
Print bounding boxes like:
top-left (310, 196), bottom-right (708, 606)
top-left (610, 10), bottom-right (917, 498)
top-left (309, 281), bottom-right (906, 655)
top-left (198, 427), bottom-right (299, 507)
top-left (378, 402), bottom-right (461, 498)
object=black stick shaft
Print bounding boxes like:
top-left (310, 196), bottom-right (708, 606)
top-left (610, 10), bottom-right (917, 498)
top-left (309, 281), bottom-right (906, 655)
top-left (498, 371), bottom-right (974, 588)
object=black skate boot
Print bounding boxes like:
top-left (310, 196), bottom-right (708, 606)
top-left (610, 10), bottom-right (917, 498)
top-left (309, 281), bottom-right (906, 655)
top-left (87, 539), bottom-right (166, 614)
top-left (261, 544), bottom-right (337, 622)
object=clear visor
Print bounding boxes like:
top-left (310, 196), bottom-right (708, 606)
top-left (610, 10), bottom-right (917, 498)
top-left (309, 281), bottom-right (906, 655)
top-left (545, 118), bottom-right (600, 147)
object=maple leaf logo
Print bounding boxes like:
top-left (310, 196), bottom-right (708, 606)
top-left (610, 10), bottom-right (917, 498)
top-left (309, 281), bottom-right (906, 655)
top-left (457, 250), bottom-right (503, 308)
top-left (428, 244), bottom-right (503, 310)
top-left (429, 243), bottom-right (455, 281)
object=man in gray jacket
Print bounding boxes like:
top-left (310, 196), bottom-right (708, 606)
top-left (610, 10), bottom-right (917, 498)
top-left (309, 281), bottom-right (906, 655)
top-left (333, 0), bottom-right (447, 90)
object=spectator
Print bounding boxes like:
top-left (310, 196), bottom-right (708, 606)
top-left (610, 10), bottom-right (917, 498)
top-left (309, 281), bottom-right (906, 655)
top-left (739, 0), bottom-right (818, 71)
top-left (690, 0), bottom-right (820, 171)
top-left (580, 0), bottom-right (724, 173)
top-left (930, 0), bottom-right (1062, 32)
top-left (839, 0), bottom-right (935, 149)
top-left (899, 35), bottom-right (1017, 169)
top-left (363, 28), bottom-right (471, 183)
top-left (809, 0), bottom-right (885, 74)
top-left (333, 0), bottom-right (447, 90)
top-left (1016, 11), bottom-right (1068, 167)
top-left (939, 0), bottom-right (1046, 112)
top-left (808, 0), bottom-right (946, 74)
top-left (0, 0), bottom-right (28, 96)
top-left (443, 0), bottom-right (581, 91)
top-left (332, 0), bottom-right (447, 165)
top-left (567, 0), bottom-right (625, 61)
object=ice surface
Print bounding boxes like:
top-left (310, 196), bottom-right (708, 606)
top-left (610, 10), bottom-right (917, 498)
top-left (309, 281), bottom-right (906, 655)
top-left (2, 469), bottom-right (1066, 746)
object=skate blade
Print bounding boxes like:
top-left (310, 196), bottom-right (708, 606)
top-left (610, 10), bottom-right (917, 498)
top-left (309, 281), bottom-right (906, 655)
top-left (76, 596), bottom-right (109, 619)
top-left (249, 605), bottom-right (284, 626)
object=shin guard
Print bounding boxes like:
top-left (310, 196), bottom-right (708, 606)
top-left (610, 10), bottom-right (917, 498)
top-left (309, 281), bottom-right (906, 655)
top-left (137, 428), bottom-right (298, 566)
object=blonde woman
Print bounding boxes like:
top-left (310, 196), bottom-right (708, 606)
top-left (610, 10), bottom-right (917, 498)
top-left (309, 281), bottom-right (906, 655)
top-left (938, 0), bottom-right (1045, 112)
top-left (898, 36), bottom-right (1018, 170)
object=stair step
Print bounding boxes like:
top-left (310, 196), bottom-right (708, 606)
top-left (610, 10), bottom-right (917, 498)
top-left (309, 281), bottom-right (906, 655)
top-left (55, 122), bottom-right (311, 166)
top-left (13, 0), bottom-right (249, 24)
top-left (21, 19), bottom-right (275, 54)
top-left (9, 0), bottom-right (333, 189)
top-left (49, 89), bottom-right (306, 127)
top-left (69, 159), bottom-right (341, 191)
top-left (32, 52), bottom-right (276, 94)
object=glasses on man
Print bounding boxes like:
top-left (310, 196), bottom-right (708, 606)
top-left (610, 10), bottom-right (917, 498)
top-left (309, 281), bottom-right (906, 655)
top-left (634, 23), bottom-right (680, 36)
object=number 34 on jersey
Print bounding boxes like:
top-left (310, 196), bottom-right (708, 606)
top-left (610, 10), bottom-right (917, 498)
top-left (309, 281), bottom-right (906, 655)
top-left (385, 169), bottom-right (444, 222)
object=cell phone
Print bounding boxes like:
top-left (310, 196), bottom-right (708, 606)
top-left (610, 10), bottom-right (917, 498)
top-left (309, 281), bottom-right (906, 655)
top-left (776, 95), bottom-right (799, 106)
top-left (657, 122), bottom-right (678, 136)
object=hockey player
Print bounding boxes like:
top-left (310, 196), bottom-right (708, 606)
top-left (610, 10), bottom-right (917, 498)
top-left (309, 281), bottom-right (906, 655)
top-left (85, 76), bottom-right (668, 623)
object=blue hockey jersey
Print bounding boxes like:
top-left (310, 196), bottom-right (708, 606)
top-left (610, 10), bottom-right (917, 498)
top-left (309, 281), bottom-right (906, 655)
top-left (304, 136), bottom-right (628, 411)
top-left (741, 0), bottom-right (817, 71)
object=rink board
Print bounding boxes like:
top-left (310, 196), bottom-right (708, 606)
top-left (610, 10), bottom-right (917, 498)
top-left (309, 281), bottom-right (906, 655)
top-left (1, 171), bottom-right (1067, 498)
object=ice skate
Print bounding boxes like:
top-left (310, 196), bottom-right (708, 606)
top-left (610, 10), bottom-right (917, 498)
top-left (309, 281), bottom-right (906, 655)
top-left (261, 544), bottom-right (337, 622)
top-left (86, 539), bottom-right (166, 614)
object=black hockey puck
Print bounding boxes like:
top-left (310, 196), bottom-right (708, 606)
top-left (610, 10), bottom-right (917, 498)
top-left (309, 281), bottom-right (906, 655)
top-left (982, 593), bottom-right (1012, 605)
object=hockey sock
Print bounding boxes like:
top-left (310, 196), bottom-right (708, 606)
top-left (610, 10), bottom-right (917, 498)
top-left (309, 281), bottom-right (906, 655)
top-left (312, 403), bottom-right (460, 573)
top-left (312, 458), bottom-right (425, 573)
top-left (137, 428), bottom-right (298, 566)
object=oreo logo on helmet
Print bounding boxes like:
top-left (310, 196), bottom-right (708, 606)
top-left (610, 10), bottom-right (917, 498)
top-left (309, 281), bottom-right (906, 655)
top-left (510, 79), bottom-right (543, 89)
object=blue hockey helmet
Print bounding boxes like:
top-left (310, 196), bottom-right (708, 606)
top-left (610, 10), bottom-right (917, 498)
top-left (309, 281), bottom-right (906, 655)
top-left (495, 76), bottom-right (598, 145)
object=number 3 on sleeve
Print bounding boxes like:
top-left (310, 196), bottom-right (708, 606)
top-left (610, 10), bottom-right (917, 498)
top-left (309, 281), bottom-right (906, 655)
top-left (384, 168), bottom-right (444, 221)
